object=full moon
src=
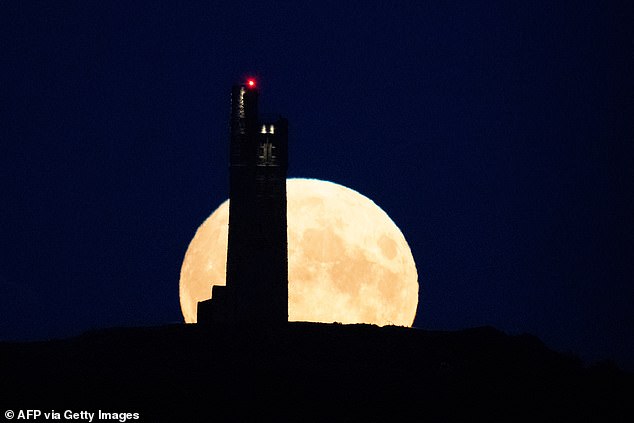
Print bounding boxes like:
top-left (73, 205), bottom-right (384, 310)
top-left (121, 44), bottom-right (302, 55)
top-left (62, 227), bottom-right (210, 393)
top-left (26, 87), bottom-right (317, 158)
top-left (180, 178), bottom-right (419, 326)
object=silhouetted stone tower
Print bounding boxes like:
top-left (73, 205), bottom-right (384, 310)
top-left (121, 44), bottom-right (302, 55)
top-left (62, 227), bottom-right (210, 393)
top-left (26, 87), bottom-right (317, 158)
top-left (198, 79), bottom-right (288, 325)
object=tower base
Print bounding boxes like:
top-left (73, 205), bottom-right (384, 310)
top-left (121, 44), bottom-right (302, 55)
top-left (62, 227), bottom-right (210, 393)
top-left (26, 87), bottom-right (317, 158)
top-left (197, 285), bottom-right (228, 324)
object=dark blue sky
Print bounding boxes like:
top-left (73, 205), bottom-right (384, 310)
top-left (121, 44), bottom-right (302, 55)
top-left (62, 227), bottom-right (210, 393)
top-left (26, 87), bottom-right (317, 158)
top-left (1, 1), bottom-right (632, 370)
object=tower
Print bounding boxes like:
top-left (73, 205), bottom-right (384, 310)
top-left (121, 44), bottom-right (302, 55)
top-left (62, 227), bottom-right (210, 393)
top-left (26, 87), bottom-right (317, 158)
top-left (198, 79), bottom-right (288, 325)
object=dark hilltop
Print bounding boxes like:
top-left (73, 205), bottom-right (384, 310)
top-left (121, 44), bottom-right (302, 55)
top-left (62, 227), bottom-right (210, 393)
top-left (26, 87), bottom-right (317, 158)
top-left (1, 322), bottom-right (632, 421)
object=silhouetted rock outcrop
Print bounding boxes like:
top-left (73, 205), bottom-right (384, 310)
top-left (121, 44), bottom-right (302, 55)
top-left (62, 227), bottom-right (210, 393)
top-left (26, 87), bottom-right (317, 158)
top-left (1, 323), bottom-right (632, 421)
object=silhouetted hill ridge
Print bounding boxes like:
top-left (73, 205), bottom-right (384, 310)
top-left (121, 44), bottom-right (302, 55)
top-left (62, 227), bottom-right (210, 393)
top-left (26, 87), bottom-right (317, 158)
top-left (1, 323), bottom-right (632, 421)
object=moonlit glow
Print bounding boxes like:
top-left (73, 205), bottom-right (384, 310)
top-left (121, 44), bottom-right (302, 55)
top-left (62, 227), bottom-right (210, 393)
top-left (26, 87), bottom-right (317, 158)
top-left (179, 178), bottom-right (419, 326)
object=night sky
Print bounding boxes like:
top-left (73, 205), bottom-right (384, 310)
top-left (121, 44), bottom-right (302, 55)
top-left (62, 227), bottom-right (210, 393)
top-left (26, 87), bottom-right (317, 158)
top-left (2, 1), bottom-right (632, 370)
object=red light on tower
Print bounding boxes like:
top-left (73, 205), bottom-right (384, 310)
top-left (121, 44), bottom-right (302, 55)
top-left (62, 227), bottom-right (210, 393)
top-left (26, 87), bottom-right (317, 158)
top-left (247, 78), bottom-right (256, 88)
